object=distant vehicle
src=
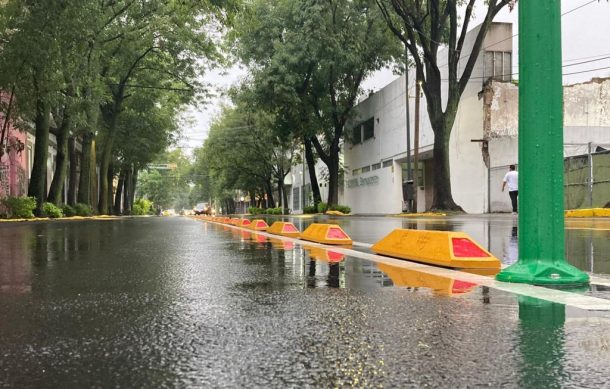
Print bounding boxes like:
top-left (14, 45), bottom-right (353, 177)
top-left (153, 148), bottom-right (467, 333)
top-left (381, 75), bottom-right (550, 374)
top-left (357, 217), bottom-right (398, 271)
top-left (193, 202), bottom-right (211, 215)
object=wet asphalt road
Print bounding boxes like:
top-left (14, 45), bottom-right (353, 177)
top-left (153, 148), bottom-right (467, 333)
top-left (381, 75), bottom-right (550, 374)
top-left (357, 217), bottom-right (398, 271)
top-left (1, 216), bottom-right (610, 388)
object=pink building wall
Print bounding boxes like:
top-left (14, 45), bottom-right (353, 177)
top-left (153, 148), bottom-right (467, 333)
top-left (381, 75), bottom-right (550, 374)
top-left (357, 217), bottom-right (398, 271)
top-left (1, 95), bottom-right (28, 198)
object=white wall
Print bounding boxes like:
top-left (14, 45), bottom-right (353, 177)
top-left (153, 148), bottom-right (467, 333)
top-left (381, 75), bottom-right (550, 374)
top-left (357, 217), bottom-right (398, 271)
top-left (345, 22), bottom-right (512, 214)
top-left (343, 161), bottom-right (402, 214)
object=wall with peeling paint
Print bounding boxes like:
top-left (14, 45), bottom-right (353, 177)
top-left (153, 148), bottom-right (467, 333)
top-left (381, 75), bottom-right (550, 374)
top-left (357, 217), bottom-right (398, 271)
top-left (486, 79), bottom-right (610, 212)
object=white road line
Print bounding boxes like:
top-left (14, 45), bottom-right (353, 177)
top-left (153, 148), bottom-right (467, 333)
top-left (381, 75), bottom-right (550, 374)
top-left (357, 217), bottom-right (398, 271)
top-left (193, 218), bottom-right (610, 311)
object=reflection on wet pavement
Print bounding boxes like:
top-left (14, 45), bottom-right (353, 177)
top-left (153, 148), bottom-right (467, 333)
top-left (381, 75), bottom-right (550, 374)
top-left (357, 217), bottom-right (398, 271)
top-left (1, 217), bottom-right (610, 387)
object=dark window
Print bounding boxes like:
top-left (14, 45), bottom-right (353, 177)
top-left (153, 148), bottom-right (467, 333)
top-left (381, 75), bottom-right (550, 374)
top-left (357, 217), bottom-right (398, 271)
top-left (372, 163), bottom-right (381, 170)
top-left (361, 165), bottom-right (370, 173)
top-left (484, 51), bottom-right (512, 81)
top-left (362, 118), bottom-right (375, 141)
top-left (352, 126), bottom-right (362, 144)
top-left (382, 160), bottom-right (393, 168)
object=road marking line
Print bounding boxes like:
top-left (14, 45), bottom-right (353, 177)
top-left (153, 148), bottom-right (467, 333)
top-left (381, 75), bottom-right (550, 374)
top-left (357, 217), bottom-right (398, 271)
top-left (192, 218), bottom-right (610, 311)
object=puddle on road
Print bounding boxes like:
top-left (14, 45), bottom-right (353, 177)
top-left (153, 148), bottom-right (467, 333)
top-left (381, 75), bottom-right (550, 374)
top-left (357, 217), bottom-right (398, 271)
top-left (2, 217), bottom-right (610, 388)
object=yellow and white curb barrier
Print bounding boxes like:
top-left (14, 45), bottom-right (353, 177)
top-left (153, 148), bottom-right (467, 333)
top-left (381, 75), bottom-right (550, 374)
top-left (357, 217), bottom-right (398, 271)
top-left (247, 219), bottom-right (269, 231)
top-left (300, 223), bottom-right (353, 245)
top-left (267, 221), bottom-right (301, 238)
top-left (371, 229), bottom-right (501, 270)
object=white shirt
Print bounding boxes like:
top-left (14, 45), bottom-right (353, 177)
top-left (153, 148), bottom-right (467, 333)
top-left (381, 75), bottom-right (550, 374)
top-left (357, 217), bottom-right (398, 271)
top-left (503, 170), bottom-right (518, 192)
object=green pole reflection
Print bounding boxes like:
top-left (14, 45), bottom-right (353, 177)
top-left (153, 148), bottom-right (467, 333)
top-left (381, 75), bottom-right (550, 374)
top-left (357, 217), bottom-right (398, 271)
top-left (517, 296), bottom-right (566, 388)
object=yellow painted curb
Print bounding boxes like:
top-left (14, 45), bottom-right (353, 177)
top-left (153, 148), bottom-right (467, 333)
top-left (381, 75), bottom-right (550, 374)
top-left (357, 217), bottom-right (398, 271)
top-left (325, 210), bottom-right (348, 216)
top-left (565, 208), bottom-right (610, 218)
top-left (0, 217), bottom-right (49, 222)
top-left (267, 221), bottom-right (300, 238)
top-left (371, 229), bottom-right (501, 269)
top-left (395, 212), bottom-right (447, 217)
top-left (300, 223), bottom-right (353, 245)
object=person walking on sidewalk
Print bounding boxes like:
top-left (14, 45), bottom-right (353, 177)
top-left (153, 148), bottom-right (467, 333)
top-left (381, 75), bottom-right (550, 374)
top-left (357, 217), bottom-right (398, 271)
top-left (502, 165), bottom-right (519, 214)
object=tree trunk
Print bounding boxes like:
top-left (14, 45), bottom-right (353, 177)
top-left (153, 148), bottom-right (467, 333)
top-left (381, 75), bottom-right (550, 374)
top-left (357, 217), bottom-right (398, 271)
top-left (114, 167), bottom-right (125, 215)
top-left (98, 94), bottom-right (123, 215)
top-left (98, 135), bottom-right (114, 214)
top-left (266, 179), bottom-right (275, 208)
top-left (48, 111), bottom-right (71, 205)
top-left (129, 168), bottom-right (138, 210)
top-left (304, 137), bottom-right (322, 206)
top-left (27, 98), bottom-right (50, 215)
top-left (104, 162), bottom-right (114, 215)
top-left (67, 136), bottom-right (78, 206)
top-left (123, 165), bottom-right (132, 214)
top-left (430, 123), bottom-right (463, 211)
top-left (282, 184), bottom-right (289, 213)
top-left (326, 152), bottom-right (340, 206)
top-left (77, 132), bottom-right (93, 205)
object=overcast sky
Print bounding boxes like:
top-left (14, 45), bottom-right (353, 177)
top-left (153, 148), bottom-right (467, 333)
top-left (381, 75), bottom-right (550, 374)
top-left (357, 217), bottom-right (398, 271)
top-left (176, 0), bottom-right (610, 154)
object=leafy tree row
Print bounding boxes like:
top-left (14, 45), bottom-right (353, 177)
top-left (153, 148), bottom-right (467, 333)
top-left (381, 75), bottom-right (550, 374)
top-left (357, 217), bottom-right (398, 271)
top-left (200, 0), bottom-right (514, 211)
top-left (0, 0), bottom-right (236, 215)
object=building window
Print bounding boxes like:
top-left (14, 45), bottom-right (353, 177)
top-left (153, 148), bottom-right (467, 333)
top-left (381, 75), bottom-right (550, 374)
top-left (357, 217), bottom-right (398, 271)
top-left (362, 117), bottom-right (375, 141)
top-left (27, 145), bottom-right (33, 178)
top-left (484, 51), bottom-right (512, 81)
top-left (372, 162), bottom-right (381, 170)
top-left (350, 117), bottom-right (374, 145)
top-left (382, 160), bottom-right (393, 168)
top-left (352, 126), bottom-right (362, 144)
top-left (292, 187), bottom-right (300, 210)
top-left (416, 161), bottom-right (425, 187)
top-left (352, 168), bottom-right (360, 176)
top-left (361, 165), bottom-right (370, 173)
top-left (303, 183), bottom-right (312, 207)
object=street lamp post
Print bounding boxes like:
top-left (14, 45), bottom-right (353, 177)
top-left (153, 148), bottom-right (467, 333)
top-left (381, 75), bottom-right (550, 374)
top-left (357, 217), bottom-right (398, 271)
top-left (403, 46), bottom-right (414, 213)
top-left (496, 0), bottom-right (589, 286)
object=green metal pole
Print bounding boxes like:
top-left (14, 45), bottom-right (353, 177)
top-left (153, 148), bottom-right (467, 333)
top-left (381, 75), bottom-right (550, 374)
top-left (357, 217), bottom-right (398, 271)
top-left (496, 0), bottom-right (589, 285)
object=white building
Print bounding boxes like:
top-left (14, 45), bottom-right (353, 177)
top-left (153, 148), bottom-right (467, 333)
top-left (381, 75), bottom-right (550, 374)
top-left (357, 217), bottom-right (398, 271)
top-left (345, 22), bottom-right (514, 214)
top-left (343, 21), bottom-right (610, 214)
top-left (284, 0), bottom-right (610, 215)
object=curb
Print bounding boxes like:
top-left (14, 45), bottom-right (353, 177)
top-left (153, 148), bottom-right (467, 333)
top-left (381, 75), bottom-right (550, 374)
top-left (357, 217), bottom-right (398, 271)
top-left (565, 208), bottom-right (610, 218)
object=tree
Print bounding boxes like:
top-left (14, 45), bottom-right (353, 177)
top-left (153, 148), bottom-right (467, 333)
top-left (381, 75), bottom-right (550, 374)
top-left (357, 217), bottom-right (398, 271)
top-left (234, 0), bottom-right (400, 205)
top-left (0, 1), bottom-right (85, 213)
top-left (111, 83), bottom-right (183, 214)
top-left (95, 0), bottom-right (229, 214)
top-left (136, 150), bottom-right (193, 210)
top-left (376, 0), bottom-right (514, 210)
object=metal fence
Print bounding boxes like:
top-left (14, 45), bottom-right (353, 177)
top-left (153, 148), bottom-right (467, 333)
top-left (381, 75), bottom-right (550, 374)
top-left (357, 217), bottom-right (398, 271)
top-left (490, 144), bottom-right (610, 212)
top-left (565, 148), bottom-right (610, 209)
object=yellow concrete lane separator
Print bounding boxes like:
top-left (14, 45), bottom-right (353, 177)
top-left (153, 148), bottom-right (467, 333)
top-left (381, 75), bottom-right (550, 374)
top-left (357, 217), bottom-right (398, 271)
top-left (300, 223), bottom-right (353, 245)
top-left (238, 219), bottom-right (252, 227)
top-left (247, 219), bottom-right (269, 231)
top-left (267, 221), bottom-right (301, 238)
top-left (371, 229), bottom-right (501, 270)
top-left (189, 216), bottom-right (610, 310)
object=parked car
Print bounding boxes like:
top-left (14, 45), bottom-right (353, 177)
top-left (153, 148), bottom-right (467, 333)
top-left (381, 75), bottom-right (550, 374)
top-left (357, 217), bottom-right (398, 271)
top-left (193, 202), bottom-right (211, 215)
